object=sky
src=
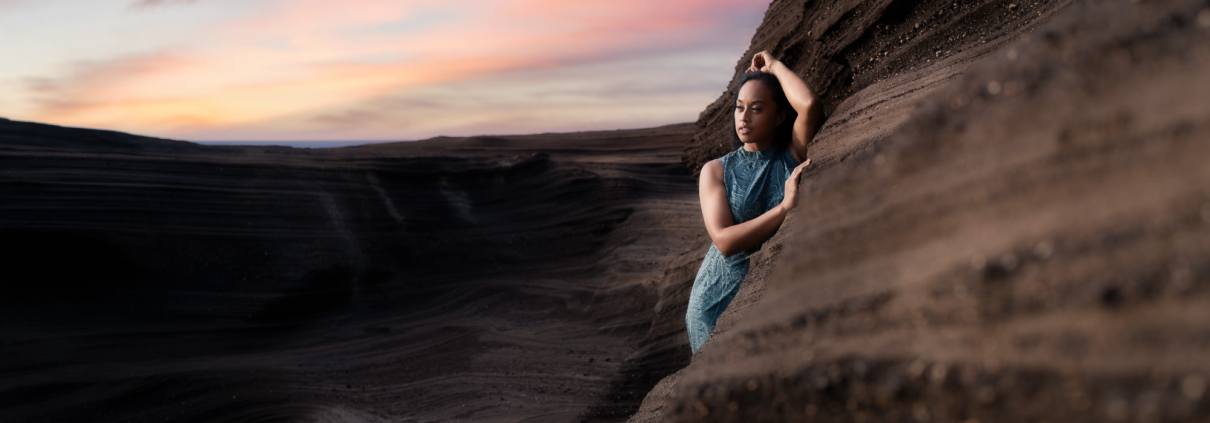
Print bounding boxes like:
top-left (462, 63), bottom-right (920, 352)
top-left (0, 0), bottom-right (765, 143)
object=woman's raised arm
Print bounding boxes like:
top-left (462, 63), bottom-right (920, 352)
top-left (750, 51), bottom-right (824, 163)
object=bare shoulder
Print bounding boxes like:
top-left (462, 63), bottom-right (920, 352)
top-left (699, 159), bottom-right (723, 183)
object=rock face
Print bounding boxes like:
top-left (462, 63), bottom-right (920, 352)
top-left (632, 0), bottom-right (1210, 421)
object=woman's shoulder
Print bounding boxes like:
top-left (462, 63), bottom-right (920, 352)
top-left (700, 158), bottom-right (724, 181)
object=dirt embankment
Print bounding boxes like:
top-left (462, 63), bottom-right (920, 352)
top-left (630, 0), bottom-right (1210, 421)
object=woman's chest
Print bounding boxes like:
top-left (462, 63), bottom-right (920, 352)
top-left (724, 159), bottom-right (790, 222)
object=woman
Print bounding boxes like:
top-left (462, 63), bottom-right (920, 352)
top-left (685, 50), bottom-right (823, 354)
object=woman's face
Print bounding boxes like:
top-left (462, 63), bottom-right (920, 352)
top-left (734, 79), bottom-right (784, 146)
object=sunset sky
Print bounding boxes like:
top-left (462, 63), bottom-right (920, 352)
top-left (0, 0), bottom-right (764, 143)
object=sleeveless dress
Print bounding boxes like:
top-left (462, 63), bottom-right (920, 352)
top-left (685, 144), bottom-right (799, 354)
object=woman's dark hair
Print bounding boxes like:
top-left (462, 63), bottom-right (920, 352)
top-left (731, 70), bottom-right (796, 150)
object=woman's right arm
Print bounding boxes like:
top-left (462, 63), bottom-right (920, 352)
top-left (700, 160), bottom-right (791, 256)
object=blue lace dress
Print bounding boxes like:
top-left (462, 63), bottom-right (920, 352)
top-left (685, 144), bottom-right (799, 354)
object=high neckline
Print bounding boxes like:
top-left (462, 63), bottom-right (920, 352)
top-left (736, 145), bottom-right (779, 160)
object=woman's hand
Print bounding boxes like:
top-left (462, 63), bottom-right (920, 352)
top-left (748, 50), bottom-right (780, 73)
top-left (780, 158), bottom-right (812, 212)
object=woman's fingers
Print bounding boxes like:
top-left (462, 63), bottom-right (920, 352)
top-left (788, 158), bottom-right (812, 184)
top-left (752, 51), bottom-right (768, 71)
top-left (751, 50), bottom-right (777, 72)
top-left (792, 158), bottom-right (812, 175)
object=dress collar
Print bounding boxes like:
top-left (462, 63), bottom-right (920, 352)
top-left (736, 145), bottom-right (780, 161)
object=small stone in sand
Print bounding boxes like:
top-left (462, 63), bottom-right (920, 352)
top-left (1182, 375), bottom-right (1206, 399)
top-left (1032, 241), bottom-right (1054, 259)
top-left (986, 80), bottom-right (1003, 95)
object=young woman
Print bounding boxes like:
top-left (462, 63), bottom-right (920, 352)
top-left (685, 50), bottom-right (824, 354)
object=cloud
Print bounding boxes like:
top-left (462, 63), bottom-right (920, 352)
top-left (128, 0), bottom-right (198, 10)
top-left (273, 47), bottom-right (734, 140)
top-left (22, 49), bottom-right (199, 112)
top-left (15, 0), bottom-right (761, 140)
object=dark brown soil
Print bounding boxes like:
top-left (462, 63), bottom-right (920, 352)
top-left (632, 0), bottom-right (1210, 421)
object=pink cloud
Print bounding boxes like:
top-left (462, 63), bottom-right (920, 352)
top-left (24, 49), bottom-right (201, 110)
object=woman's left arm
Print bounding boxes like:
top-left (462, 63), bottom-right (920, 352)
top-left (753, 51), bottom-right (825, 163)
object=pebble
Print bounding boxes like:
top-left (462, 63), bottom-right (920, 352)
top-left (983, 253), bottom-right (1019, 279)
top-left (960, 365), bottom-right (979, 385)
top-left (1182, 375), bottom-right (1206, 400)
top-left (976, 386), bottom-right (997, 404)
top-left (853, 360), bottom-right (869, 377)
top-left (1033, 241), bottom-right (1054, 259)
top-left (1003, 81), bottom-right (1022, 96)
top-left (950, 96), bottom-right (966, 109)
top-left (1069, 390), bottom-right (1091, 411)
top-left (1136, 390), bottom-right (1163, 421)
top-left (912, 403), bottom-right (931, 421)
top-left (970, 254), bottom-right (988, 270)
top-left (1104, 397), bottom-right (1130, 421)
top-left (999, 253), bottom-right (1019, 270)
top-left (930, 363), bottom-right (949, 383)
top-left (873, 154), bottom-right (887, 166)
top-left (986, 80), bottom-right (1003, 96)
top-left (908, 360), bottom-right (928, 379)
top-left (1170, 264), bottom-right (1193, 292)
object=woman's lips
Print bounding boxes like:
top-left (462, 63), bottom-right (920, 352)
top-left (739, 128), bottom-right (751, 134)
